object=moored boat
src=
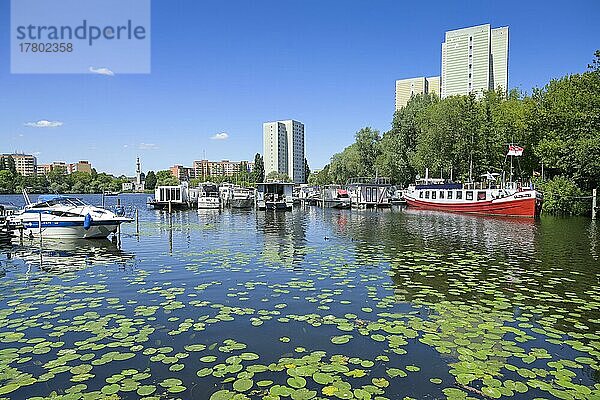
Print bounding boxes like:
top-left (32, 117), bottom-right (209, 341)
top-left (231, 187), bottom-right (254, 209)
top-left (347, 177), bottom-right (393, 209)
top-left (321, 185), bottom-right (351, 209)
top-left (9, 193), bottom-right (132, 239)
top-left (198, 183), bottom-right (221, 209)
top-left (148, 183), bottom-right (197, 210)
top-left (404, 179), bottom-right (543, 217)
top-left (256, 182), bottom-right (294, 210)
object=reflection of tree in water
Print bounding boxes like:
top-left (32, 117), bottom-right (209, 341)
top-left (336, 208), bottom-right (600, 346)
top-left (8, 239), bottom-right (135, 274)
top-left (255, 210), bottom-right (307, 269)
top-left (588, 220), bottom-right (598, 261)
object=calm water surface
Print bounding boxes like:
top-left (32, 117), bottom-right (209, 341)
top-left (0, 194), bottom-right (599, 400)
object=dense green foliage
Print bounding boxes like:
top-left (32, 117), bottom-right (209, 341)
top-left (155, 170), bottom-right (180, 187)
top-left (534, 176), bottom-right (589, 216)
top-left (309, 51), bottom-right (600, 215)
top-left (0, 168), bottom-right (127, 194)
top-left (266, 171), bottom-right (292, 182)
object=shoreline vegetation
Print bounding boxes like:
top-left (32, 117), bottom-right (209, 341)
top-left (308, 51), bottom-right (600, 216)
top-left (0, 155), bottom-right (267, 197)
top-left (1, 52), bottom-right (598, 216)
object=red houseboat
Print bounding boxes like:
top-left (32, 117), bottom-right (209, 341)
top-left (404, 178), bottom-right (543, 218)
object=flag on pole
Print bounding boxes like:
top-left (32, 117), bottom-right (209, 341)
top-left (507, 145), bottom-right (524, 156)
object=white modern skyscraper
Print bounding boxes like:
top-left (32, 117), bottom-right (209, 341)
top-left (441, 24), bottom-right (508, 98)
top-left (263, 120), bottom-right (305, 183)
top-left (394, 23), bottom-right (509, 108)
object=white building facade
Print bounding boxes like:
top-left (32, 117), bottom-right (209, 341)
top-left (441, 24), bottom-right (508, 98)
top-left (263, 120), bottom-right (305, 183)
top-left (395, 76), bottom-right (441, 110)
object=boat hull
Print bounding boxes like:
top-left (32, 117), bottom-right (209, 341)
top-left (323, 200), bottom-right (351, 209)
top-left (405, 192), bottom-right (542, 217)
top-left (259, 201), bottom-right (292, 211)
top-left (147, 201), bottom-right (190, 210)
top-left (198, 198), bottom-right (221, 209)
top-left (231, 198), bottom-right (254, 209)
top-left (15, 221), bottom-right (121, 239)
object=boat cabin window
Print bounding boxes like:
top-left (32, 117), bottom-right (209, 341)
top-left (456, 191), bottom-right (462, 200)
top-left (431, 191), bottom-right (436, 199)
top-left (466, 191), bottom-right (473, 201)
top-left (439, 191), bottom-right (444, 199)
top-left (477, 191), bottom-right (486, 201)
top-left (419, 191), bottom-right (423, 199)
top-left (425, 191), bottom-right (429, 199)
top-left (447, 191), bottom-right (453, 199)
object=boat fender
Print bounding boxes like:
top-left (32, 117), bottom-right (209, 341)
top-left (84, 213), bottom-right (93, 230)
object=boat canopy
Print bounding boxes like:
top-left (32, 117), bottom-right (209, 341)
top-left (33, 195), bottom-right (87, 207)
top-left (38, 194), bottom-right (72, 202)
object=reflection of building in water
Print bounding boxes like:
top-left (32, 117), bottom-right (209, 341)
top-left (255, 210), bottom-right (307, 269)
top-left (9, 239), bottom-right (135, 274)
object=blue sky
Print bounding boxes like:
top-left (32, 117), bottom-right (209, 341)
top-left (1, 0), bottom-right (598, 176)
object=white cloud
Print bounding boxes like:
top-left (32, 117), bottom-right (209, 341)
top-left (210, 132), bottom-right (229, 140)
top-left (24, 120), bottom-right (63, 128)
top-left (139, 143), bottom-right (158, 150)
top-left (89, 66), bottom-right (115, 76)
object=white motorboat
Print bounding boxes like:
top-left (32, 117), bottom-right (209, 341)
top-left (198, 184), bottom-right (221, 209)
top-left (9, 193), bottom-right (132, 239)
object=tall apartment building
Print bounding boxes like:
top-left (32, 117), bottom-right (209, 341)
top-left (395, 76), bottom-right (441, 110)
top-left (170, 165), bottom-right (195, 182)
top-left (441, 24), bottom-right (508, 98)
top-left (1, 153), bottom-right (37, 176)
top-left (263, 120), bottom-right (305, 184)
top-left (395, 23), bottom-right (509, 108)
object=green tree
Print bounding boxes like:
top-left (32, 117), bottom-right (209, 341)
top-left (308, 165), bottom-right (331, 186)
top-left (533, 61), bottom-right (600, 190)
top-left (69, 171), bottom-right (92, 193)
top-left (145, 170), bottom-right (157, 190)
top-left (354, 127), bottom-right (382, 176)
top-left (0, 170), bottom-right (16, 193)
top-left (376, 93), bottom-right (437, 186)
top-left (156, 170), bottom-right (180, 186)
top-left (303, 158), bottom-right (311, 184)
top-left (266, 171), bottom-right (291, 182)
top-left (252, 153), bottom-right (264, 183)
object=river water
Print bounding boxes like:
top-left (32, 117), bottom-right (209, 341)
top-left (0, 194), bottom-right (598, 399)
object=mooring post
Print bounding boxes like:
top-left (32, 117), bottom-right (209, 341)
top-left (169, 211), bottom-right (173, 254)
top-left (593, 188), bottom-right (597, 220)
top-left (116, 197), bottom-right (121, 241)
top-left (135, 208), bottom-right (139, 236)
top-left (38, 212), bottom-right (42, 237)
